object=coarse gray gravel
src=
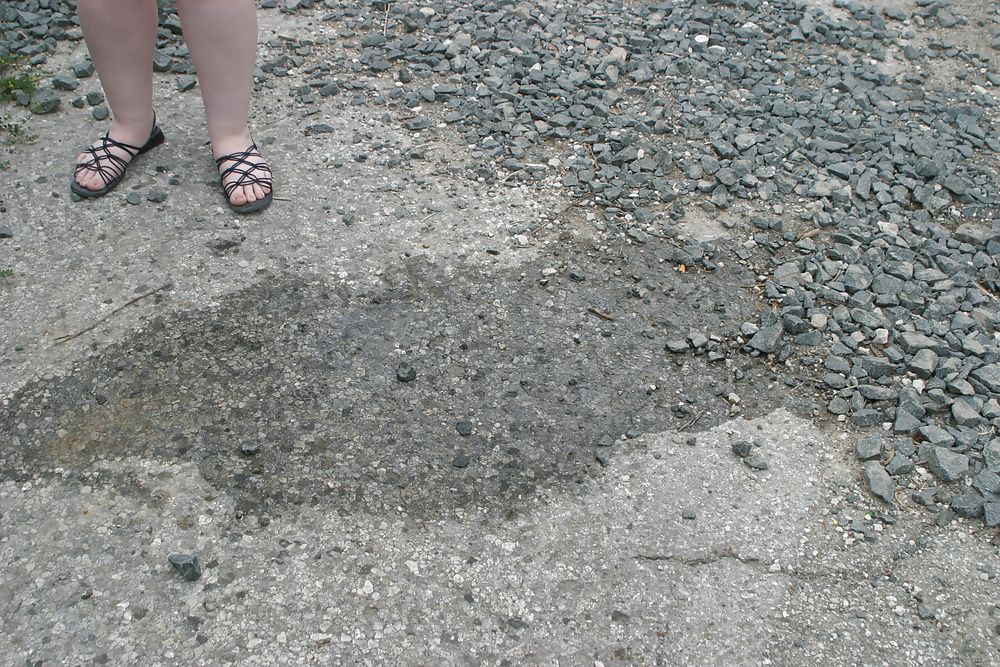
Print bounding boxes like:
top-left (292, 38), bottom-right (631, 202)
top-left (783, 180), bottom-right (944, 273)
top-left (2, 0), bottom-right (1000, 664)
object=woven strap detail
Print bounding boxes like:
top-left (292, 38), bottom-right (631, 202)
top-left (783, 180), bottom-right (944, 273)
top-left (216, 144), bottom-right (273, 199)
top-left (74, 135), bottom-right (143, 188)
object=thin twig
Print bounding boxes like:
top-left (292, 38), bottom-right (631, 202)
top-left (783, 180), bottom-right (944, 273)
top-left (677, 409), bottom-right (707, 432)
top-left (588, 306), bottom-right (615, 321)
top-left (382, 5), bottom-right (390, 35)
top-left (52, 284), bottom-right (172, 346)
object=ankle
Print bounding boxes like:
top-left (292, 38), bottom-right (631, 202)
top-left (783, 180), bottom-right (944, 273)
top-left (211, 129), bottom-right (255, 160)
top-left (107, 113), bottom-right (156, 145)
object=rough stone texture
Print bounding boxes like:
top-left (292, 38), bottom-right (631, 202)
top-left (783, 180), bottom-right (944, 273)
top-left (925, 447), bottom-right (969, 482)
top-left (863, 461), bottom-right (894, 504)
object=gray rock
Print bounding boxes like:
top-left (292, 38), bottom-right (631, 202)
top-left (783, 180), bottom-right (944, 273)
top-left (665, 340), bottom-right (688, 353)
top-left (828, 396), bottom-right (851, 415)
top-left (893, 409), bottom-right (921, 434)
top-left (926, 446), bottom-right (969, 482)
top-left (240, 442), bottom-right (261, 456)
top-left (456, 421), bottom-right (473, 436)
top-left (0, 225), bottom-right (12, 239)
top-left (851, 409), bottom-right (883, 428)
top-left (177, 75), bottom-right (198, 92)
top-left (404, 117), bottom-right (433, 131)
top-left (885, 454), bottom-right (914, 476)
top-left (971, 364), bottom-right (1000, 393)
top-left (396, 362), bottom-right (416, 382)
top-left (857, 385), bottom-right (896, 401)
top-left (30, 89), bottom-right (60, 114)
top-left (72, 60), bottom-right (95, 78)
top-left (747, 324), bottom-right (783, 354)
top-left (973, 470), bottom-right (1000, 496)
top-left (92, 106), bottom-right (109, 121)
top-left (732, 440), bottom-right (752, 458)
top-left (864, 461), bottom-right (894, 504)
top-left (954, 224), bottom-right (997, 246)
top-left (452, 452), bottom-right (470, 468)
top-left (794, 330), bottom-right (823, 346)
top-left (856, 433), bottom-right (883, 461)
top-left (743, 453), bottom-right (768, 470)
top-left (918, 425), bottom-right (954, 447)
top-left (985, 502), bottom-right (1000, 528)
top-left (983, 439), bottom-right (1000, 472)
top-left (896, 332), bottom-right (944, 354)
top-left (682, 509), bottom-right (697, 520)
top-left (125, 192), bottom-right (141, 206)
top-left (153, 53), bottom-right (173, 72)
top-left (906, 349), bottom-right (938, 378)
top-left (146, 192), bottom-right (167, 203)
top-left (51, 74), bottom-right (77, 91)
top-left (167, 554), bottom-right (202, 582)
top-left (951, 397), bottom-right (983, 426)
top-left (950, 493), bottom-right (985, 519)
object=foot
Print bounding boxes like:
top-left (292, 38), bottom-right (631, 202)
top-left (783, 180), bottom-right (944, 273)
top-left (74, 115), bottom-right (156, 192)
top-left (213, 132), bottom-right (272, 209)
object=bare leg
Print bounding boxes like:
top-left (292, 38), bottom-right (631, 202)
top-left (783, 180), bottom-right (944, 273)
top-left (74, 0), bottom-right (158, 191)
top-left (176, 0), bottom-right (270, 207)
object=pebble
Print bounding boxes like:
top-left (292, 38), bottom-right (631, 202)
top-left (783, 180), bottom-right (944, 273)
top-left (176, 75), bottom-right (197, 92)
top-left (855, 433), bottom-right (883, 461)
top-left (167, 554), bottom-right (202, 582)
top-left (29, 89), bottom-right (60, 114)
top-left (240, 442), bottom-right (261, 456)
top-left (926, 447), bottom-right (969, 482)
top-left (455, 421), bottom-right (473, 436)
top-left (863, 461), bottom-right (895, 504)
top-left (396, 362), bottom-right (416, 382)
top-left (731, 440), bottom-right (753, 458)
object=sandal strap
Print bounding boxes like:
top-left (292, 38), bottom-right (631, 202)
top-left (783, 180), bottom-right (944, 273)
top-left (74, 134), bottom-right (144, 188)
top-left (215, 144), bottom-right (273, 199)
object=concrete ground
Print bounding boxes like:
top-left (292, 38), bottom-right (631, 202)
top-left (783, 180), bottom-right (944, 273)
top-left (2, 4), bottom-right (999, 666)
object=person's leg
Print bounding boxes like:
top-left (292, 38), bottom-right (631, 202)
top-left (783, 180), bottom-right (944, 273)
top-left (74, 0), bottom-right (159, 192)
top-left (176, 0), bottom-right (270, 208)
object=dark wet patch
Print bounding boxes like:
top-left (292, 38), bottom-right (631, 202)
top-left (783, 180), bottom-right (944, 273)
top-left (1, 240), bottom-right (808, 519)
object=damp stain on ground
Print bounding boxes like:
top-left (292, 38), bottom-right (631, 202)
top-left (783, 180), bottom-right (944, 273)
top-left (1, 240), bottom-right (808, 520)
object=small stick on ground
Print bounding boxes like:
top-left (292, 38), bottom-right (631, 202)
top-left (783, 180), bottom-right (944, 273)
top-left (53, 283), bottom-right (172, 346)
top-left (588, 307), bottom-right (615, 321)
top-left (677, 409), bottom-right (707, 432)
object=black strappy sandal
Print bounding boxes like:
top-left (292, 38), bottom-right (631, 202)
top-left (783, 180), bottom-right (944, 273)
top-left (215, 143), bottom-right (273, 214)
top-left (71, 121), bottom-right (164, 198)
